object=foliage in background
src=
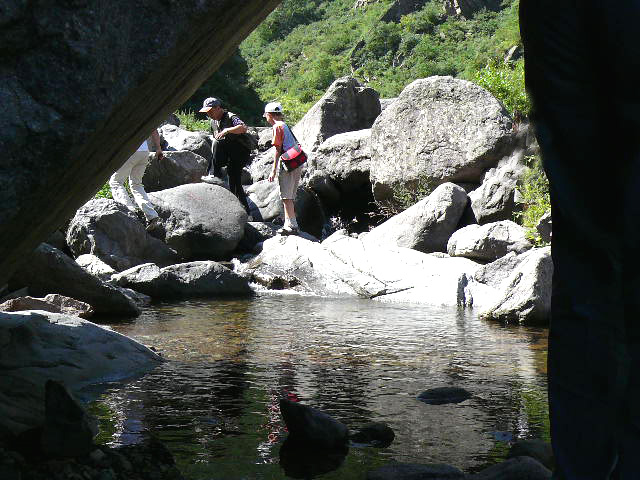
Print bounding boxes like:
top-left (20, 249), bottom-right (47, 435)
top-left (515, 155), bottom-right (550, 245)
top-left (179, 0), bottom-right (525, 125)
top-left (473, 59), bottom-right (529, 117)
top-left (175, 111), bottom-right (211, 132)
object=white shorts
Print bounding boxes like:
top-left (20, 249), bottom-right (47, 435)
top-left (278, 165), bottom-right (302, 200)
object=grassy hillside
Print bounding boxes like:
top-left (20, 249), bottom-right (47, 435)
top-left (182, 0), bottom-right (526, 125)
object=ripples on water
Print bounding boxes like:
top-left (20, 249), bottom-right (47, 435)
top-left (90, 293), bottom-right (549, 479)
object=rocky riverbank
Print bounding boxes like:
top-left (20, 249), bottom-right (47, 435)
top-left (1, 73), bottom-right (552, 478)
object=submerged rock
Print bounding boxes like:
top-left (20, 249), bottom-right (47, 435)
top-left (417, 386), bottom-right (472, 405)
top-left (350, 422), bottom-right (395, 447)
top-left (367, 463), bottom-right (465, 480)
top-left (468, 456), bottom-right (552, 479)
top-left (279, 399), bottom-right (349, 451)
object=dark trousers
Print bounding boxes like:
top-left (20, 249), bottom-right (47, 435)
top-left (521, 2), bottom-right (640, 478)
top-left (208, 139), bottom-right (250, 213)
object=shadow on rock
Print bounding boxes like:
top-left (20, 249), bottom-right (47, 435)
top-left (279, 436), bottom-right (348, 479)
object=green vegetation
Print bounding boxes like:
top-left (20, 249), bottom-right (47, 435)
top-left (473, 59), bottom-right (529, 117)
top-left (95, 182), bottom-right (112, 200)
top-left (180, 0), bottom-right (525, 124)
top-left (516, 155), bottom-right (551, 245)
top-left (175, 110), bottom-right (211, 132)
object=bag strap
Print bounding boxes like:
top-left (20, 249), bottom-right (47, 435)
top-left (283, 123), bottom-right (302, 149)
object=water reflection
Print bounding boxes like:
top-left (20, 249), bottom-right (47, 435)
top-left (92, 294), bottom-right (549, 479)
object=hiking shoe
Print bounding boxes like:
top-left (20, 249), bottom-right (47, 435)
top-left (146, 217), bottom-right (162, 232)
top-left (277, 225), bottom-right (299, 236)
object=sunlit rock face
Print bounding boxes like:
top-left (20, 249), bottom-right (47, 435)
top-left (0, 0), bottom-right (282, 288)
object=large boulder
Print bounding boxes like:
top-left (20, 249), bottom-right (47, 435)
top-left (248, 149), bottom-right (276, 183)
top-left (363, 183), bottom-right (468, 253)
top-left (293, 76), bottom-right (381, 151)
top-left (472, 247), bottom-right (552, 325)
top-left (370, 76), bottom-right (513, 201)
top-left (246, 181), bottom-right (326, 238)
top-left (67, 199), bottom-right (180, 271)
top-left (150, 183), bottom-right (247, 260)
top-left (1, 0), bottom-right (282, 289)
top-left (142, 150), bottom-right (208, 192)
top-left (75, 254), bottom-right (117, 281)
top-left (159, 125), bottom-right (212, 162)
top-left (240, 233), bottom-right (481, 306)
top-left (305, 129), bottom-right (372, 209)
top-left (8, 243), bottom-right (140, 317)
top-left (469, 149), bottom-right (527, 224)
top-left (0, 311), bottom-right (162, 436)
top-left (447, 220), bottom-right (532, 262)
top-left (111, 261), bottom-right (252, 299)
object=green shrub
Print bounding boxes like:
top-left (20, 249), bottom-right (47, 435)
top-left (473, 59), bottom-right (530, 118)
top-left (516, 155), bottom-right (550, 245)
top-left (95, 182), bottom-right (112, 199)
top-left (175, 111), bottom-right (210, 132)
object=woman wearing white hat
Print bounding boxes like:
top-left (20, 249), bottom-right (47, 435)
top-left (265, 101), bottom-right (302, 235)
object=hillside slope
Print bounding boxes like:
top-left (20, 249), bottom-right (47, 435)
top-left (182, 0), bottom-right (524, 124)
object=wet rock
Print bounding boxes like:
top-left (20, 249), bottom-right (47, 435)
top-left (41, 380), bottom-right (97, 458)
top-left (364, 183), bottom-right (469, 253)
top-left (0, 294), bottom-right (93, 319)
top-left (468, 456), bottom-right (551, 479)
top-left (143, 150), bottom-right (208, 193)
top-left (8, 243), bottom-right (140, 317)
top-left (417, 386), bottom-right (472, 405)
top-left (0, 311), bottom-right (162, 436)
top-left (350, 422), bottom-right (395, 447)
top-left (370, 76), bottom-right (513, 202)
top-left (111, 261), bottom-right (252, 299)
top-left (293, 76), bottom-right (380, 152)
top-left (507, 440), bottom-right (554, 471)
top-left (279, 398), bottom-right (349, 450)
top-left (447, 220), bottom-right (532, 262)
top-left (67, 199), bottom-right (179, 272)
top-left (150, 183), bottom-right (247, 260)
top-left (367, 463), bottom-right (465, 479)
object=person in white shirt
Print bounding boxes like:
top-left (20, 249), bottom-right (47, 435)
top-left (109, 129), bottom-right (164, 231)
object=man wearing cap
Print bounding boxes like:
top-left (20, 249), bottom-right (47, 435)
top-left (109, 129), bottom-right (164, 231)
top-left (199, 97), bottom-right (251, 213)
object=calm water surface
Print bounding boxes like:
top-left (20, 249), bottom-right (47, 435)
top-left (91, 293), bottom-right (549, 479)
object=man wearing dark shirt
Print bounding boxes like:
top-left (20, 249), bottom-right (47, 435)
top-left (200, 97), bottom-right (251, 213)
